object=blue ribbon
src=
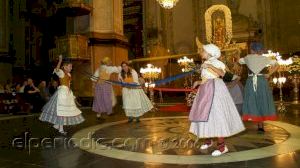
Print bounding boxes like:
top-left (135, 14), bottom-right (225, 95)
top-left (153, 69), bottom-right (196, 86)
top-left (82, 70), bottom-right (141, 87)
top-left (106, 80), bottom-right (141, 87)
top-left (81, 69), bottom-right (196, 87)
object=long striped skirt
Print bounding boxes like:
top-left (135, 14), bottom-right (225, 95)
top-left (39, 91), bottom-right (84, 126)
top-left (92, 83), bottom-right (114, 114)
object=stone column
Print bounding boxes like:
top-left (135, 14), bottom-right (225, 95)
top-left (143, 0), bottom-right (163, 55)
top-left (161, 9), bottom-right (174, 53)
top-left (89, 0), bottom-right (128, 95)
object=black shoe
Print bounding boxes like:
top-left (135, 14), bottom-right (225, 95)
top-left (257, 128), bottom-right (265, 132)
top-left (136, 118), bottom-right (140, 123)
top-left (128, 117), bottom-right (133, 123)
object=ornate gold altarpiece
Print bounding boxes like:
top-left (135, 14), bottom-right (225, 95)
top-left (205, 4), bottom-right (247, 74)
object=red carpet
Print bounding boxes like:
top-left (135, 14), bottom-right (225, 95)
top-left (159, 104), bottom-right (190, 112)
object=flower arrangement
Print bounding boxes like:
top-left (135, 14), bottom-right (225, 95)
top-left (288, 56), bottom-right (300, 74)
top-left (186, 91), bottom-right (197, 107)
top-left (262, 50), bottom-right (279, 61)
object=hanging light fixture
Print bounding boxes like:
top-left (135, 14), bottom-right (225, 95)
top-left (156, 0), bottom-right (179, 9)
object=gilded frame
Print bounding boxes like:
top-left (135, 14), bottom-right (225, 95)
top-left (205, 5), bottom-right (232, 45)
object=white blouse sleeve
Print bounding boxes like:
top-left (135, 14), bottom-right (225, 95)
top-left (211, 60), bottom-right (226, 73)
top-left (218, 61), bottom-right (226, 73)
top-left (239, 58), bottom-right (245, 64)
top-left (132, 70), bottom-right (140, 84)
top-left (107, 66), bottom-right (122, 74)
top-left (54, 69), bottom-right (64, 78)
top-left (91, 68), bottom-right (100, 82)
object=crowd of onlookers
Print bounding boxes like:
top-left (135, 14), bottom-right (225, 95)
top-left (0, 78), bottom-right (59, 114)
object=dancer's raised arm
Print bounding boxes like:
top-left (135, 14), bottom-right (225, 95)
top-left (55, 55), bottom-right (63, 71)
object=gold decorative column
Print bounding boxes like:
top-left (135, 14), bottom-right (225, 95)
top-left (292, 74), bottom-right (299, 104)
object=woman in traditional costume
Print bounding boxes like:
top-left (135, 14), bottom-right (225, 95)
top-left (39, 55), bottom-right (84, 134)
top-left (239, 54), bottom-right (278, 131)
top-left (119, 62), bottom-right (153, 123)
top-left (189, 38), bottom-right (245, 156)
top-left (91, 57), bottom-right (121, 118)
top-left (223, 66), bottom-right (244, 115)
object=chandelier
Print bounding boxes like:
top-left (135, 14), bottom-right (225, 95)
top-left (262, 50), bottom-right (293, 67)
top-left (177, 56), bottom-right (194, 72)
top-left (140, 64), bottom-right (162, 80)
top-left (156, 0), bottom-right (179, 9)
top-left (262, 50), bottom-right (281, 60)
top-left (140, 64), bottom-right (161, 105)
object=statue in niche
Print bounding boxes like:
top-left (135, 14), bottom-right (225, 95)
top-left (213, 17), bottom-right (226, 48)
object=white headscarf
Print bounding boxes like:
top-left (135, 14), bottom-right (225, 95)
top-left (203, 44), bottom-right (221, 59)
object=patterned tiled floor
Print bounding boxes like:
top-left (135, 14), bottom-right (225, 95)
top-left (73, 116), bottom-right (300, 164)
top-left (91, 118), bottom-right (289, 154)
top-left (0, 103), bottom-right (299, 167)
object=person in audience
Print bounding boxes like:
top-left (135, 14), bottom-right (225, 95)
top-left (4, 84), bottom-right (12, 93)
top-left (24, 78), bottom-right (42, 112)
top-left (38, 81), bottom-right (50, 102)
top-left (19, 81), bottom-right (28, 93)
top-left (15, 83), bottom-right (21, 93)
top-left (0, 84), bottom-right (4, 93)
top-left (49, 80), bottom-right (58, 96)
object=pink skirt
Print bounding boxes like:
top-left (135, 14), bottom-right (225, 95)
top-left (189, 79), bottom-right (245, 138)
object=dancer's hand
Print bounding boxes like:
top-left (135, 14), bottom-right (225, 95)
top-left (58, 55), bottom-right (62, 61)
top-left (192, 81), bottom-right (200, 89)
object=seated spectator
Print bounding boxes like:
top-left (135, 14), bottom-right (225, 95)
top-left (24, 78), bottom-right (42, 113)
top-left (19, 81), bottom-right (28, 93)
top-left (48, 80), bottom-right (58, 96)
top-left (11, 83), bottom-right (21, 93)
top-left (4, 84), bottom-right (12, 93)
top-left (0, 84), bottom-right (4, 93)
top-left (38, 81), bottom-right (50, 102)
